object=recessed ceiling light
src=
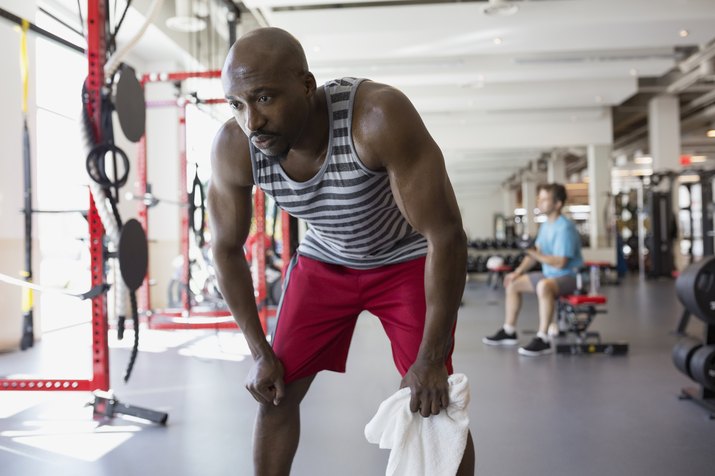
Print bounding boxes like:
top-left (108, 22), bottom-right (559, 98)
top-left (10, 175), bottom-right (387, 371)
top-left (634, 156), bottom-right (653, 165)
top-left (166, 16), bottom-right (206, 32)
top-left (707, 129), bottom-right (715, 138)
top-left (629, 68), bottom-right (638, 76)
top-left (679, 29), bottom-right (689, 38)
top-left (167, 0), bottom-right (207, 32)
top-left (595, 95), bottom-right (603, 103)
top-left (483, 0), bottom-right (519, 16)
top-left (493, 37), bottom-right (503, 45)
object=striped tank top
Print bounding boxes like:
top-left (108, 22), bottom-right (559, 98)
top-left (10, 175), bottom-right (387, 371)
top-left (250, 77), bottom-right (428, 269)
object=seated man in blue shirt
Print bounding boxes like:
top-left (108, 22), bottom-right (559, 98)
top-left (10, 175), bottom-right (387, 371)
top-left (483, 183), bottom-right (584, 356)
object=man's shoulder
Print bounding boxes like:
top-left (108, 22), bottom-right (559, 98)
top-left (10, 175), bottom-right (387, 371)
top-left (211, 119), bottom-right (253, 187)
top-left (556, 214), bottom-right (576, 228)
top-left (214, 119), bottom-right (249, 153)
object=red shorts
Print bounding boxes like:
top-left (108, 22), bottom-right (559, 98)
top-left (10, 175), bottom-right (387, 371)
top-left (272, 255), bottom-right (455, 384)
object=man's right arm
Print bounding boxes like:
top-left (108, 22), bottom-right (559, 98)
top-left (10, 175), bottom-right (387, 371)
top-left (514, 254), bottom-right (537, 276)
top-left (208, 120), bottom-right (285, 405)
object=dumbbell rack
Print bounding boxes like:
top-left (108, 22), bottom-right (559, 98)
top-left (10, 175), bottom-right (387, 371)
top-left (673, 255), bottom-right (715, 419)
top-left (678, 324), bottom-right (715, 419)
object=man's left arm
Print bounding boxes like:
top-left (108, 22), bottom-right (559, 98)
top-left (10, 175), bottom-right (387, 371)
top-left (353, 83), bottom-right (467, 418)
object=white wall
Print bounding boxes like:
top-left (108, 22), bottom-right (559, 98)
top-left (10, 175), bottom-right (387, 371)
top-left (456, 190), bottom-right (502, 241)
top-left (0, 0), bottom-right (36, 241)
top-left (0, 0), bottom-right (37, 351)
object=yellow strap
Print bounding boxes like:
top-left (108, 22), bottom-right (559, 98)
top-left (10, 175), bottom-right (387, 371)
top-left (20, 19), bottom-right (30, 114)
top-left (21, 287), bottom-right (34, 313)
top-left (19, 270), bottom-right (33, 312)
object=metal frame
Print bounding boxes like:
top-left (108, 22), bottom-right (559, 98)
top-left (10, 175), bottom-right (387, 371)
top-left (1, 0), bottom-right (109, 393)
top-left (136, 71), bottom-right (290, 332)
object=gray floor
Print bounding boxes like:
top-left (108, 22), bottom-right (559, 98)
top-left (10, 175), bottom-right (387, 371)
top-left (1, 274), bottom-right (714, 475)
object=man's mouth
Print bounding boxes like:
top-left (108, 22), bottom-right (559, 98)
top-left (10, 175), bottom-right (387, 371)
top-left (251, 134), bottom-right (276, 149)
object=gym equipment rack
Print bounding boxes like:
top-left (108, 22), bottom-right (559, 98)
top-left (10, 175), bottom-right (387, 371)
top-left (135, 70), bottom-right (293, 332)
top-left (0, 1), bottom-right (166, 425)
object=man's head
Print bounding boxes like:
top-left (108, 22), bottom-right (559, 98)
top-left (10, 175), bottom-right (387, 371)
top-left (536, 183), bottom-right (567, 216)
top-left (222, 28), bottom-right (316, 160)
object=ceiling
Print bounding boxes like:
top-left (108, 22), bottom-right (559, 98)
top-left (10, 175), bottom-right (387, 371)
top-left (36, 0), bottom-right (715, 197)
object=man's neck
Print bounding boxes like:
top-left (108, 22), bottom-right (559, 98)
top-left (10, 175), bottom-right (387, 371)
top-left (547, 211), bottom-right (561, 223)
top-left (289, 87), bottom-right (329, 160)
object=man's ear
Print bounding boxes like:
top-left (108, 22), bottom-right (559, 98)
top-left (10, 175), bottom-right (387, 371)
top-left (304, 72), bottom-right (317, 96)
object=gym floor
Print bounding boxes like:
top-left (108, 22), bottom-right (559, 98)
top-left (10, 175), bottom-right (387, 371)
top-left (0, 275), bottom-right (713, 476)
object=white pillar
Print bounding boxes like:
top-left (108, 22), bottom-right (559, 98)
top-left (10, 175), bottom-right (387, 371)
top-left (502, 186), bottom-right (516, 216)
top-left (547, 150), bottom-right (567, 184)
top-left (587, 144), bottom-right (612, 249)
top-left (521, 176), bottom-right (537, 237)
top-left (648, 94), bottom-right (682, 270)
top-left (648, 95), bottom-right (681, 171)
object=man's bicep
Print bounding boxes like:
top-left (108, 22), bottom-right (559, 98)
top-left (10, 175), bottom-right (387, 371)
top-left (390, 149), bottom-right (464, 238)
top-left (208, 180), bottom-right (253, 252)
top-left (379, 98), bottom-right (462, 236)
top-left (208, 119), bottom-right (255, 251)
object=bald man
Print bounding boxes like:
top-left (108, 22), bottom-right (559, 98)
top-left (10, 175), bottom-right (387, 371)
top-left (208, 27), bottom-right (474, 475)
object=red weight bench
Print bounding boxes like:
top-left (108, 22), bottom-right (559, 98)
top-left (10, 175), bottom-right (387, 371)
top-left (487, 265), bottom-right (512, 290)
top-left (555, 293), bottom-right (629, 355)
top-left (584, 260), bottom-right (620, 286)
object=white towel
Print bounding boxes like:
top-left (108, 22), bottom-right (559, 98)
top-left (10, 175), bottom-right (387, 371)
top-left (364, 373), bottom-right (470, 476)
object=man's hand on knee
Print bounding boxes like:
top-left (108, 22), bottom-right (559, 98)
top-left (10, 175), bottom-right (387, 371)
top-left (401, 361), bottom-right (449, 418)
top-left (245, 354), bottom-right (286, 406)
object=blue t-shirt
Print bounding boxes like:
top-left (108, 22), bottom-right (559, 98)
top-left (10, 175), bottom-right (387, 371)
top-left (534, 215), bottom-right (583, 278)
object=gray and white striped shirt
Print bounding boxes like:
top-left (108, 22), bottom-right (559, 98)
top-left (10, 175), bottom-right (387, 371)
top-left (250, 77), bottom-right (428, 269)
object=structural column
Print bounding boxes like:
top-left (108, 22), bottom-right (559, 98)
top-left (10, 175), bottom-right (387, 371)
top-left (587, 144), bottom-right (612, 249)
top-left (521, 175), bottom-right (537, 237)
top-left (547, 150), bottom-right (567, 184)
top-left (648, 95), bottom-right (681, 171)
top-left (648, 94), bottom-right (682, 270)
top-left (502, 185), bottom-right (516, 216)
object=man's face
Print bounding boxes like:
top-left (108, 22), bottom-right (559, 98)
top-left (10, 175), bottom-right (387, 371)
top-left (537, 189), bottom-right (560, 215)
top-left (223, 62), bottom-right (310, 160)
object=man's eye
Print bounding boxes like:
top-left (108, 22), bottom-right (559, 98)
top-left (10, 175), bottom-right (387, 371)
top-left (258, 96), bottom-right (270, 103)
top-left (229, 101), bottom-right (242, 110)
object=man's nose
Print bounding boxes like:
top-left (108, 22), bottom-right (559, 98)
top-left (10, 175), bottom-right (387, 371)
top-left (245, 106), bottom-right (266, 133)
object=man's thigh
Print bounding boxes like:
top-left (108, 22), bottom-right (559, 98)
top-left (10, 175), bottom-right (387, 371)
top-left (552, 274), bottom-right (578, 296)
top-left (272, 255), bottom-right (362, 383)
top-left (362, 257), bottom-right (455, 376)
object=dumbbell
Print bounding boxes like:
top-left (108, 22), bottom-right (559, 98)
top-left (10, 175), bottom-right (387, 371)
top-left (690, 345), bottom-right (715, 391)
top-left (672, 337), bottom-right (702, 380)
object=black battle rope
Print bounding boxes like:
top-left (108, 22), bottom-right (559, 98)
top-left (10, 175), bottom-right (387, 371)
top-left (123, 290), bottom-right (139, 382)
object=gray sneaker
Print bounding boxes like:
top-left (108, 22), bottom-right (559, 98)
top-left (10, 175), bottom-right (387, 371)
top-left (483, 328), bottom-right (518, 346)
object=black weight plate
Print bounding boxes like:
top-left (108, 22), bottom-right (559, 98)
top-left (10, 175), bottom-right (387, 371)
top-left (675, 256), bottom-right (715, 325)
top-left (118, 219), bottom-right (148, 291)
top-left (672, 337), bottom-right (702, 379)
top-left (115, 64), bottom-right (146, 142)
top-left (690, 345), bottom-right (715, 391)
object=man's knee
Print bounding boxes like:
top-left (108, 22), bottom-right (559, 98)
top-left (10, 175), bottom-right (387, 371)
top-left (507, 275), bottom-right (531, 294)
top-left (536, 279), bottom-right (557, 299)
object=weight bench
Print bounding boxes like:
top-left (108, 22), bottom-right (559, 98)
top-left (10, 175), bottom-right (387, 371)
top-left (554, 294), bottom-right (629, 355)
top-left (487, 264), bottom-right (512, 290)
